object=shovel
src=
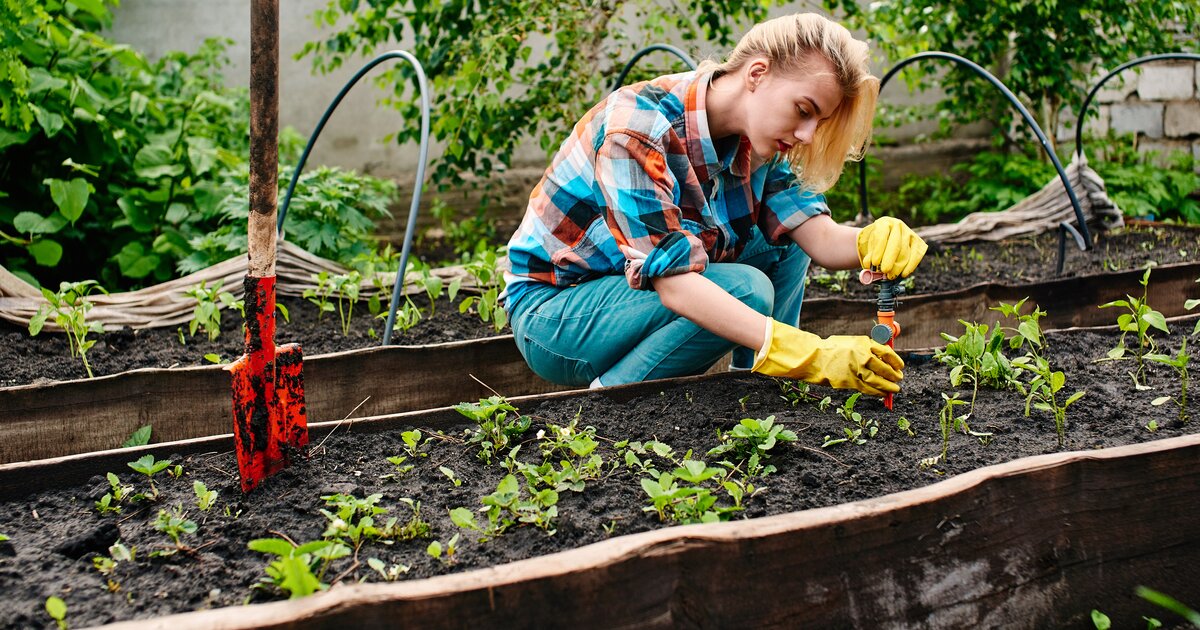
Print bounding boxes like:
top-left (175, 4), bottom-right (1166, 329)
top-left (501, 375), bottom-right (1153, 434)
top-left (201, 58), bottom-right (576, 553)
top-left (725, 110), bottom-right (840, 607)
top-left (228, 0), bottom-right (308, 493)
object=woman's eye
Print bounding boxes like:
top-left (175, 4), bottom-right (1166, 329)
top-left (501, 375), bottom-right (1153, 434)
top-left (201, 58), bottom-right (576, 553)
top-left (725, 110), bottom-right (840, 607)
top-left (797, 107), bottom-right (811, 118)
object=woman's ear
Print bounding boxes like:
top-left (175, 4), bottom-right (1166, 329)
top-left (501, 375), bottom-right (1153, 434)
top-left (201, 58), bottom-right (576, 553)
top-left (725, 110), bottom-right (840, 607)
top-left (746, 58), bottom-right (770, 92)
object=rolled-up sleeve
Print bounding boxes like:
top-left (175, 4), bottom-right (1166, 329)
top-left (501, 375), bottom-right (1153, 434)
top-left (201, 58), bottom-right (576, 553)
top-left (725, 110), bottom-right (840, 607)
top-left (595, 130), bottom-right (708, 289)
top-left (759, 158), bottom-right (830, 244)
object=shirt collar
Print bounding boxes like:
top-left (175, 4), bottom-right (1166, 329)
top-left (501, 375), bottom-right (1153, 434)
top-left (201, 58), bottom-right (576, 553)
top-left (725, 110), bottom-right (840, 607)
top-left (685, 71), bottom-right (754, 182)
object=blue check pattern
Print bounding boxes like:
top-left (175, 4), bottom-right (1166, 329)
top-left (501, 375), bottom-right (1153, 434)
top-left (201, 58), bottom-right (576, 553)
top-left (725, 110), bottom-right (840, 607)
top-left (504, 70), bottom-right (830, 310)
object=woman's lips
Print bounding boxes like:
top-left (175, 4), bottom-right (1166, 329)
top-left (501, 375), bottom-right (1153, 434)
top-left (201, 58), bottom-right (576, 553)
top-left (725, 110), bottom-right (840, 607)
top-left (777, 140), bottom-right (793, 153)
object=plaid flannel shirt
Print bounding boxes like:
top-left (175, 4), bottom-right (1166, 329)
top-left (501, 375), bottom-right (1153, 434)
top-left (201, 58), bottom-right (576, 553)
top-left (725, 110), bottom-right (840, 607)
top-left (504, 70), bottom-right (830, 310)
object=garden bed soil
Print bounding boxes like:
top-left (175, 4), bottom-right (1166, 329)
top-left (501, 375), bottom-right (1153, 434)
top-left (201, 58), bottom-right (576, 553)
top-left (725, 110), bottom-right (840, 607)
top-left (0, 325), bottom-right (1196, 627)
top-left (1, 224), bottom-right (1196, 388)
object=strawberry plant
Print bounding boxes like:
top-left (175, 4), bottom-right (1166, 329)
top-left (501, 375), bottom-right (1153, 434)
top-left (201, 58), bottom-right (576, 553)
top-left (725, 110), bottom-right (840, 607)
top-left (452, 473), bottom-right (560, 537)
top-left (193, 481), bottom-right (218, 512)
top-left (45, 596), bottom-right (67, 630)
top-left (248, 537), bottom-right (351, 599)
top-left (707, 415), bottom-right (797, 477)
top-left (1098, 265), bottom-right (1170, 388)
top-left (366, 557), bottom-right (410, 581)
top-left (92, 541), bottom-right (136, 592)
top-left (425, 533), bottom-right (460, 566)
top-left (27, 280), bottom-right (107, 378)
top-left (455, 396), bottom-right (532, 465)
top-left (641, 458), bottom-right (741, 524)
top-left (153, 506), bottom-right (197, 553)
top-left (127, 454), bottom-right (172, 500)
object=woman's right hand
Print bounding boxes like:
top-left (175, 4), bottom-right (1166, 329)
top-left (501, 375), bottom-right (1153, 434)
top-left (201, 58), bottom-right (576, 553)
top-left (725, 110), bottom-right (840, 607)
top-left (752, 319), bottom-right (903, 396)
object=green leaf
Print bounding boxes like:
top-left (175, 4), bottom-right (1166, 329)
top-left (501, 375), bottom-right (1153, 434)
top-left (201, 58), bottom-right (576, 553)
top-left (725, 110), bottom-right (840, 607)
top-left (248, 538), bottom-right (295, 557)
top-left (1090, 609), bottom-right (1111, 630)
top-left (45, 178), bottom-right (91, 223)
top-left (115, 242), bottom-right (160, 279)
top-left (33, 106), bottom-right (64, 137)
top-left (117, 196), bottom-right (157, 233)
top-left (122, 425), bottom-right (152, 448)
top-left (1049, 371), bottom-right (1065, 393)
top-left (14, 212), bottom-right (67, 234)
top-left (45, 596), bottom-right (67, 621)
top-left (277, 555), bottom-right (322, 598)
top-left (1064, 391), bottom-right (1085, 407)
top-left (133, 143), bottom-right (185, 179)
top-left (1141, 311), bottom-right (1169, 334)
top-left (28, 240), bottom-right (63, 266)
top-left (449, 507), bottom-right (478, 530)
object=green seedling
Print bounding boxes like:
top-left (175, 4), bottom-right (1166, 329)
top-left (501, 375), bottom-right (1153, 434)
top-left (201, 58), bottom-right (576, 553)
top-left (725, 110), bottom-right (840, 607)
top-left (193, 480), bottom-right (218, 512)
top-left (320, 494), bottom-right (431, 551)
top-left (28, 280), bottom-right (107, 378)
top-left (96, 472), bottom-right (134, 514)
top-left (439, 466), bottom-right (463, 487)
top-left (923, 392), bottom-right (969, 470)
top-left (385, 295), bottom-right (423, 335)
top-left (823, 393), bottom-right (878, 447)
top-left (45, 596), bottom-right (67, 630)
top-left (413, 262), bottom-right (460, 317)
top-left (330, 270), bottom-right (362, 336)
top-left (707, 415), bottom-right (796, 477)
top-left (426, 533), bottom-right (460, 566)
top-left (809, 269), bottom-right (852, 293)
top-left (1147, 339), bottom-right (1190, 423)
top-left (128, 454), bottom-right (172, 499)
top-left (381, 455), bottom-right (414, 480)
top-left (455, 396), bottom-right (531, 464)
top-left (401, 429), bottom-right (427, 458)
top-left (0, 533), bottom-right (8, 542)
top-left (366, 557), bottom-right (410, 582)
top-left (1146, 419), bottom-right (1160, 432)
top-left (248, 537), bottom-right (351, 599)
top-left (641, 458), bottom-right (740, 524)
top-left (1098, 265), bottom-right (1170, 388)
top-left (168, 464), bottom-right (184, 479)
top-left (183, 279), bottom-right (238, 342)
top-left (458, 247), bottom-right (508, 333)
top-left (121, 425), bottom-right (152, 448)
top-left (452, 474), bottom-right (560, 538)
top-left (897, 416), bottom-right (915, 436)
top-left (92, 540), bottom-right (136, 592)
top-left (153, 506), bottom-right (197, 551)
top-left (994, 299), bottom-right (1084, 447)
top-left (303, 271), bottom-right (336, 321)
top-left (1136, 586), bottom-right (1200, 627)
top-left (777, 379), bottom-right (835, 412)
top-left (937, 320), bottom-right (1019, 410)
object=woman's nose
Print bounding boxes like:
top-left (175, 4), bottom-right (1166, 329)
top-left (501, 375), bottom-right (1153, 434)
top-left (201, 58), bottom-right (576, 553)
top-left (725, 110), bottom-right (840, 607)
top-left (794, 120), bottom-right (817, 145)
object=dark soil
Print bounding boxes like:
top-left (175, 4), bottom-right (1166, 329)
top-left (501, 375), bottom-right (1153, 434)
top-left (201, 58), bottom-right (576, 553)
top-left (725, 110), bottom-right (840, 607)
top-left (804, 223), bottom-right (1200, 300)
top-left (1, 223), bottom-right (1195, 388)
top-left (0, 325), bottom-right (1196, 627)
top-left (0, 293), bottom-right (501, 388)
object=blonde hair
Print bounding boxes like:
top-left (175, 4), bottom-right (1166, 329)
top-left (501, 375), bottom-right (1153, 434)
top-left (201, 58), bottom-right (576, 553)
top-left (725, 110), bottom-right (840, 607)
top-left (700, 13), bottom-right (879, 193)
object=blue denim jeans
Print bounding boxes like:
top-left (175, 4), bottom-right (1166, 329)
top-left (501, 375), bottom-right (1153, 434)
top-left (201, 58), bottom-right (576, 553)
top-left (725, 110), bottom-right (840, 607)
top-left (509, 228), bottom-right (810, 387)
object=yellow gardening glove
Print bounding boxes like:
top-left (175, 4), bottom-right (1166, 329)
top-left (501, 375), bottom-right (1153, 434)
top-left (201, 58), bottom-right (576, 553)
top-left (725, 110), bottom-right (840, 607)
top-left (752, 320), bottom-right (904, 396)
top-left (856, 216), bottom-right (928, 280)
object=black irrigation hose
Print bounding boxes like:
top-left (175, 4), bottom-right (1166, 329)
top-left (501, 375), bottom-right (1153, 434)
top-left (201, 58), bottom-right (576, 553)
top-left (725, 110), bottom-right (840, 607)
top-left (272, 50), bottom-right (431, 347)
top-left (1075, 53), bottom-right (1200, 160)
top-left (858, 51), bottom-right (1091, 275)
top-left (611, 44), bottom-right (697, 92)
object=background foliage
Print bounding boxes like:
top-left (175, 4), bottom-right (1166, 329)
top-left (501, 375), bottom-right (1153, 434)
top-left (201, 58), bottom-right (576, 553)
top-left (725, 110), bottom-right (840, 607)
top-left (823, 0), bottom-right (1200, 150)
top-left (0, 0), bottom-right (395, 290)
top-left (299, 0), bottom-right (778, 211)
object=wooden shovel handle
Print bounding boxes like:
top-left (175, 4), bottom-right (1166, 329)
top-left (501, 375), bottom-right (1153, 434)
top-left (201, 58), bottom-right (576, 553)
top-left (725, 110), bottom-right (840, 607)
top-left (248, 0), bottom-right (278, 278)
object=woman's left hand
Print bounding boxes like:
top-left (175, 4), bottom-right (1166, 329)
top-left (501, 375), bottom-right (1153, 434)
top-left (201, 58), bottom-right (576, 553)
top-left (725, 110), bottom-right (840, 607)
top-left (856, 217), bottom-right (927, 279)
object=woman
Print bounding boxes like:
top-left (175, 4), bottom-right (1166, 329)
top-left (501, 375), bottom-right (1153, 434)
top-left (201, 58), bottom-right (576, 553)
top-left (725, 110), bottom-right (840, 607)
top-left (503, 13), bottom-right (926, 395)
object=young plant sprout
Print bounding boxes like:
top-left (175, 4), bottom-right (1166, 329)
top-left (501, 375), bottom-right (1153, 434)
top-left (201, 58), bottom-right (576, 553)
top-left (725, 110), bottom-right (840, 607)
top-left (1147, 339), bottom-right (1190, 423)
top-left (183, 279), bottom-right (238, 342)
top-left (28, 280), bottom-right (107, 378)
top-left (1098, 265), bottom-right (1170, 388)
top-left (366, 557), bottom-right (410, 581)
top-left (45, 596), bottom-right (68, 630)
top-left (248, 537), bottom-right (351, 599)
top-left (994, 299), bottom-right (1084, 447)
top-left (153, 506), bottom-right (197, 552)
top-left (426, 533), bottom-right (460, 566)
top-left (193, 481), bottom-right (218, 512)
top-left (455, 396), bottom-right (531, 464)
top-left (127, 454), bottom-right (172, 499)
top-left (822, 393), bottom-right (878, 447)
top-left (937, 320), bottom-right (1018, 410)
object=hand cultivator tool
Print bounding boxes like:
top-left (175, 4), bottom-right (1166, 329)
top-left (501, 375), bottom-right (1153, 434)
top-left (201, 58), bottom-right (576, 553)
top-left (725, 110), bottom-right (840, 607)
top-left (229, 0), bottom-right (308, 493)
top-left (859, 269), bottom-right (904, 410)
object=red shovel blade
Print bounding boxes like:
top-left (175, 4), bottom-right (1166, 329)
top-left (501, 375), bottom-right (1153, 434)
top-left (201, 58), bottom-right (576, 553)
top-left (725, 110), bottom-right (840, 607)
top-left (230, 276), bottom-right (307, 493)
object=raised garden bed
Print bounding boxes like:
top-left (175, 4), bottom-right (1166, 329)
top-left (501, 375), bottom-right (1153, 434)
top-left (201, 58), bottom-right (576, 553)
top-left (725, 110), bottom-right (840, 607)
top-left (0, 323), bottom-right (1196, 628)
